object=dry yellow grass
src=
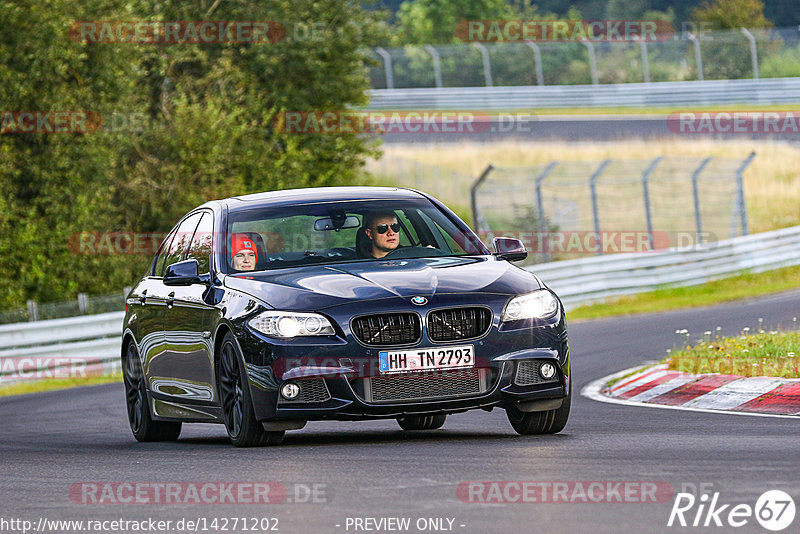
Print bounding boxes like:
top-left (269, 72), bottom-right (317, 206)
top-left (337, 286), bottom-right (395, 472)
top-left (371, 139), bottom-right (800, 234)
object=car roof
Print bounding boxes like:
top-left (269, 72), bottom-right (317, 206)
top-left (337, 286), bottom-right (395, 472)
top-left (217, 186), bottom-right (426, 212)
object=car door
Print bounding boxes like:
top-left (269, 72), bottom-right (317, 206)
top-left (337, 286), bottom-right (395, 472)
top-left (144, 212), bottom-right (203, 400)
top-left (132, 227), bottom-right (179, 385)
top-left (159, 211), bottom-right (219, 405)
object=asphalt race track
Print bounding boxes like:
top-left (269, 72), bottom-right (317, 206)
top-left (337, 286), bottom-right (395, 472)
top-left (2, 289), bottom-right (799, 534)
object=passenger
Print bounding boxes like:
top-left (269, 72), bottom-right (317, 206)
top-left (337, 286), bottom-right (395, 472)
top-left (363, 211), bottom-right (401, 258)
top-left (231, 233), bottom-right (258, 271)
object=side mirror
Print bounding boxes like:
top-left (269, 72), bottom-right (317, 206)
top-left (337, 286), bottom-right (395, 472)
top-left (164, 259), bottom-right (209, 286)
top-left (493, 237), bottom-right (527, 262)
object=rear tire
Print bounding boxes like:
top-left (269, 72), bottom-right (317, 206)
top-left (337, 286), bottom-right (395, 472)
top-left (217, 333), bottom-right (284, 447)
top-left (122, 341), bottom-right (182, 442)
top-left (506, 379), bottom-right (571, 435)
top-left (397, 414), bottom-right (446, 430)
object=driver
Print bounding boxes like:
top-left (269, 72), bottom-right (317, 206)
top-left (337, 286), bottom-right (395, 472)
top-left (231, 233), bottom-right (258, 271)
top-left (364, 211), bottom-right (400, 259)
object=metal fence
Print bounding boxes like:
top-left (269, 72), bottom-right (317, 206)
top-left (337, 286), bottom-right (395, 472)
top-left (0, 290), bottom-right (128, 325)
top-left (367, 27), bottom-right (800, 89)
top-left (0, 311), bottom-right (123, 384)
top-left (366, 78), bottom-right (800, 110)
top-left (471, 154), bottom-right (755, 264)
top-left (366, 156), bottom-right (476, 217)
top-left (528, 225), bottom-right (800, 306)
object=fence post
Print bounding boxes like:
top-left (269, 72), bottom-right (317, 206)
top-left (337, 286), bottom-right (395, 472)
top-left (27, 300), bottom-right (38, 322)
top-left (691, 157), bottom-right (713, 244)
top-left (375, 47), bottom-right (395, 89)
top-left (524, 41), bottom-right (544, 86)
top-left (639, 41), bottom-right (650, 83)
top-left (581, 39), bottom-right (599, 85)
top-left (534, 162), bottom-right (559, 262)
top-left (470, 164), bottom-right (495, 232)
top-left (590, 159), bottom-right (611, 255)
top-left (78, 293), bottom-right (88, 314)
top-left (424, 45), bottom-right (443, 88)
top-left (641, 157), bottom-right (663, 250)
top-left (473, 43), bottom-right (493, 87)
top-left (740, 28), bottom-right (759, 80)
top-left (735, 152), bottom-right (756, 236)
top-left (686, 32), bottom-right (704, 81)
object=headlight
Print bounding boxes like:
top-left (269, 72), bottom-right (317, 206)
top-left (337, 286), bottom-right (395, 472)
top-left (248, 311), bottom-right (336, 338)
top-left (501, 290), bottom-right (558, 321)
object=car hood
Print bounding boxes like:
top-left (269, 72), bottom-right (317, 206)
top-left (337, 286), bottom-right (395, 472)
top-left (222, 256), bottom-right (542, 310)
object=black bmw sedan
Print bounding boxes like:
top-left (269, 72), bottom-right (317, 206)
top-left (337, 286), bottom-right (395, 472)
top-left (122, 187), bottom-right (571, 446)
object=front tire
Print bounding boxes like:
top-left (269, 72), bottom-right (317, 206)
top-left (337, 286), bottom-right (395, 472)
top-left (506, 380), bottom-right (571, 435)
top-left (122, 341), bottom-right (182, 442)
top-left (217, 333), bottom-right (284, 447)
top-left (397, 414), bottom-right (447, 430)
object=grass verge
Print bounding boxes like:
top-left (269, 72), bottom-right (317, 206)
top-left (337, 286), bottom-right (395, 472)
top-left (666, 331), bottom-right (800, 378)
top-left (567, 265), bottom-right (800, 321)
top-left (0, 373), bottom-right (122, 397)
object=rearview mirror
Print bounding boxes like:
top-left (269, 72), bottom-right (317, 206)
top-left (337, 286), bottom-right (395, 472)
top-left (314, 216), bottom-right (360, 231)
top-left (493, 237), bottom-right (527, 262)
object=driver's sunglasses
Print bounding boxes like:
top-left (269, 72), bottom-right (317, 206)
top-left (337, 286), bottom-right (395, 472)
top-left (374, 223), bottom-right (400, 234)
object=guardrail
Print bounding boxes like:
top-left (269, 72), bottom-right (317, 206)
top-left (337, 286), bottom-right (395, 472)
top-left (0, 312), bottom-right (123, 384)
top-left (527, 225), bottom-right (800, 306)
top-left (2, 226), bottom-right (799, 384)
top-left (367, 78), bottom-right (800, 110)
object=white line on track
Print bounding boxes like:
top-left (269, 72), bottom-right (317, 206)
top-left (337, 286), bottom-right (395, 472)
top-left (581, 364), bottom-right (800, 419)
top-left (683, 377), bottom-right (786, 410)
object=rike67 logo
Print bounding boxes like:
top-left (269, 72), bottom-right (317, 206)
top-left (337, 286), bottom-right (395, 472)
top-left (668, 490), bottom-right (796, 531)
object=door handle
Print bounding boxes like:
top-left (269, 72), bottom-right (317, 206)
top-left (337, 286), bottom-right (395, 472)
top-left (138, 290), bottom-right (147, 305)
top-left (166, 292), bottom-right (175, 308)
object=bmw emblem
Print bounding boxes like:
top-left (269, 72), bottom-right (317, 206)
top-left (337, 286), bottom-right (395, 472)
top-left (411, 296), bottom-right (428, 306)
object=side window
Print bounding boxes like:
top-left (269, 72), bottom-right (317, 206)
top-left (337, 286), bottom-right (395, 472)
top-left (186, 212), bottom-right (213, 274)
top-left (161, 213), bottom-right (202, 276)
top-left (418, 210), bottom-right (467, 254)
top-left (395, 210), bottom-right (417, 246)
top-left (153, 230), bottom-right (177, 277)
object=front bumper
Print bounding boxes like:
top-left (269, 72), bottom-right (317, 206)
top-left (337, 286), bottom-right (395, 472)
top-left (238, 302), bottom-right (571, 422)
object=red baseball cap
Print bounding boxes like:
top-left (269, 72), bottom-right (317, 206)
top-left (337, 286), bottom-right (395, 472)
top-left (231, 233), bottom-right (258, 262)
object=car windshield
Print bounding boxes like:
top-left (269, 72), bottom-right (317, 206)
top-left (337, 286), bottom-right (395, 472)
top-left (225, 198), bottom-right (488, 273)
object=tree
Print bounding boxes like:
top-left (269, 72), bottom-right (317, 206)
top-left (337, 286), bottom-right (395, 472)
top-left (691, 0), bottom-right (772, 29)
top-left (396, 0), bottom-right (519, 44)
top-left (605, 0), bottom-right (652, 20)
top-left (0, 0), bottom-right (388, 309)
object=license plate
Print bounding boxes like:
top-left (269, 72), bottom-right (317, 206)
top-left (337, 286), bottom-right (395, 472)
top-left (378, 345), bottom-right (474, 374)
